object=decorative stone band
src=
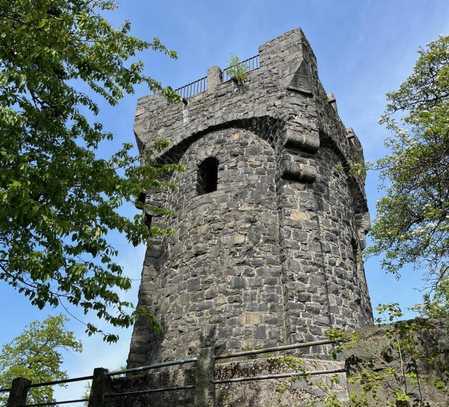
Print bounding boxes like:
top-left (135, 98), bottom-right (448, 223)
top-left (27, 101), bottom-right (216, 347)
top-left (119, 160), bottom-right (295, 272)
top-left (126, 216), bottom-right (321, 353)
top-left (280, 158), bottom-right (317, 183)
top-left (284, 129), bottom-right (320, 152)
top-left (355, 212), bottom-right (371, 249)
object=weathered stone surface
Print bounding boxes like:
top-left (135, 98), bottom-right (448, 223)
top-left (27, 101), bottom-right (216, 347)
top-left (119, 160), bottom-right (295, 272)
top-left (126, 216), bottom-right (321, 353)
top-left (214, 358), bottom-right (348, 407)
top-left (128, 28), bottom-right (373, 370)
top-left (108, 319), bottom-right (448, 407)
top-left (107, 357), bottom-right (347, 407)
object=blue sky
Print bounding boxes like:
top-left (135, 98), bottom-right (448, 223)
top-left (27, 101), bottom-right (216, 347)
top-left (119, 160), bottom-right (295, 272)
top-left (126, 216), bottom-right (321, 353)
top-left (1, 0), bottom-right (449, 403)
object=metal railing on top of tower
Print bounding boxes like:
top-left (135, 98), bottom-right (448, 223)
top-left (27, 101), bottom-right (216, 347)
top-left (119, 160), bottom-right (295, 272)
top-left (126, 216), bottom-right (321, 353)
top-left (148, 53), bottom-right (261, 101)
top-left (222, 54), bottom-right (260, 82)
top-left (175, 76), bottom-right (208, 100)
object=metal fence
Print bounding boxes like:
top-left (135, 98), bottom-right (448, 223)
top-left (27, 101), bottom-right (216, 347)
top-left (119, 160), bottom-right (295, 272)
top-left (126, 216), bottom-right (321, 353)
top-left (149, 53), bottom-right (260, 101)
top-left (1, 374), bottom-right (93, 407)
top-left (1, 338), bottom-right (343, 407)
top-left (222, 54), bottom-right (260, 82)
top-left (175, 76), bottom-right (208, 100)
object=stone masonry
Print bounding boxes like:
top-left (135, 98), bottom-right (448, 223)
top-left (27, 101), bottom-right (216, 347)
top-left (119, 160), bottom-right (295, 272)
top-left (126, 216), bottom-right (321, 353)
top-left (128, 28), bottom-right (373, 368)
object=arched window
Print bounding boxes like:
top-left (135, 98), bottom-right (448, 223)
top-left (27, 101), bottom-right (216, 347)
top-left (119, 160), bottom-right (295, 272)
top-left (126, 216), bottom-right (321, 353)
top-left (197, 157), bottom-right (218, 195)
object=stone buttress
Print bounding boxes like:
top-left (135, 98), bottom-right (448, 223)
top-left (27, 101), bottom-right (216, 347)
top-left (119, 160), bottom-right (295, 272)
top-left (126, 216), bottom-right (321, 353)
top-left (128, 28), bottom-right (373, 368)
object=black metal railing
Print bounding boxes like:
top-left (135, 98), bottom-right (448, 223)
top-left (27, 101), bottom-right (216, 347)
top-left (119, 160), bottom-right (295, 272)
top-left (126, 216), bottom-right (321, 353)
top-left (149, 53), bottom-right (260, 101)
top-left (175, 76), bottom-right (207, 100)
top-left (2, 338), bottom-right (343, 406)
top-left (0, 357), bottom-right (199, 406)
top-left (25, 398), bottom-right (89, 406)
top-left (222, 54), bottom-right (260, 82)
top-left (215, 338), bottom-right (335, 360)
top-left (0, 374), bottom-right (93, 407)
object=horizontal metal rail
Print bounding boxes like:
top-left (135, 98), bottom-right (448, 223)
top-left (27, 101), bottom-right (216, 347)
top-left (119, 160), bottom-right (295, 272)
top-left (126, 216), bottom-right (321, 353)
top-left (105, 384), bottom-right (195, 398)
top-left (222, 54), bottom-right (260, 82)
top-left (213, 367), bottom-right (347, 385)
top-left (3, 338), bottom-right (340, 404)
top-left (175, 76), bottom-right (207, 99)
top-left (108, 357), bottom-right (197, 377)
top-left (215, 339), bottom-right (338, 360)
top-left (25, 398), bottom-right (88, 406)
top-left (149, 53), bottom-right (260, 99)
top-left (29, 375), bottom-right (93, 389)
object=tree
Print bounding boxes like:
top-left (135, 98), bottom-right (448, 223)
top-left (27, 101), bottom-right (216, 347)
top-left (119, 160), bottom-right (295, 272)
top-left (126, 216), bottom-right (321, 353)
top-left (0, 315), bottom-right (82, 405)
top-left (369, 35), bottom-right (449, 313)
top-left (0, 0), bottom-right (180, 341)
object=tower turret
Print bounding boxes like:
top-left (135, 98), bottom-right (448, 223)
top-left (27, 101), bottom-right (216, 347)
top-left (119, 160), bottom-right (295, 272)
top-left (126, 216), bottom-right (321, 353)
top-left (128, 28), bottom-right (372, 368)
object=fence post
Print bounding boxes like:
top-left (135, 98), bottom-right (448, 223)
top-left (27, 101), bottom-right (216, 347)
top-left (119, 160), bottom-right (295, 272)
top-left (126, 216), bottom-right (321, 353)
top-left (7, 377), bottom-right (31, 407)
top-left (88, 368), bottom-right (109, 407)
top-left (194, 330), bottom-right (216, 407)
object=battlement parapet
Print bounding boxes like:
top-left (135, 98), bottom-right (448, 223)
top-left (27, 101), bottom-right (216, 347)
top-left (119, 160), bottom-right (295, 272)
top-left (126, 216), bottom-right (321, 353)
top-left (135, 29), bottom-right (367, 211)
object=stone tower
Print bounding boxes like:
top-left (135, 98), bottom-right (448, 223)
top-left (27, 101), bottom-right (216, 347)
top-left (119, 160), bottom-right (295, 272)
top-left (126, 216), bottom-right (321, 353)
top-left (128, 28), bottom-right (372, 368)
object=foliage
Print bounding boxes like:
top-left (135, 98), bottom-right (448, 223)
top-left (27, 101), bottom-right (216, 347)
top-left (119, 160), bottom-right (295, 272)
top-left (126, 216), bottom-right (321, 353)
top-left (325, 305), bottom-right (449, 406)
top-left (0, 0), bottom-right (181, 341)
top-left (227, 55), bottom-right (248, 85)
top-left (0, 315), bottom-right (82, 405)
top-left (326, 327), bottom-right (360, 359)
top-left (375, 303), bottom-right (404, 324)
top-left (368, 36), bottom-right (449, 306)
top-left (348, 161), bottom-right (367, 179)
top-left (421, 278), bottom-right (449, 319)
top-left (352, 35), bottom-right (449, 406)
top-left (273, 355), bottom-right (306, 396)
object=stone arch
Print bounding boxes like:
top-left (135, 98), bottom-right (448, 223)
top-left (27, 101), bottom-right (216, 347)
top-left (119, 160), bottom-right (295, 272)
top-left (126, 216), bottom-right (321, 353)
top-left (156, 116), bottom-right (285, 166)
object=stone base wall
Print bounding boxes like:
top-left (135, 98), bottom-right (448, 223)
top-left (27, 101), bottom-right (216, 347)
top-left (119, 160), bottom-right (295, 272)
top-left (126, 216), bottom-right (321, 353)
top-left (106, 357), bottom-right (347, 407)
top-left (109, 319), bottom-right (449, 406)
top-left (215, 358), bottom-right (347, 407)
top-left (106, 366), bottom-right (195, 407)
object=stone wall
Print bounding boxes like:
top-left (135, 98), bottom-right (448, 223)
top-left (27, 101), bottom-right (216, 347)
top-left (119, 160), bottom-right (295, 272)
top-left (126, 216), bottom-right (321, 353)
top-left (105, 319), bottom-right (448, 407)
top-left (106, 357), bottom-right (347, 407)
top-left (8, 322), bottom-right (446, 406)
top-left (128, 28), bottom-right (373, 368)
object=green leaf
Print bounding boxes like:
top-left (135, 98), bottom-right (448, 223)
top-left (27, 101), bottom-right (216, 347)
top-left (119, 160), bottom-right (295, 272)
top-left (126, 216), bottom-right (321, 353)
top-left (0, 0), bottom-right (178, 341)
